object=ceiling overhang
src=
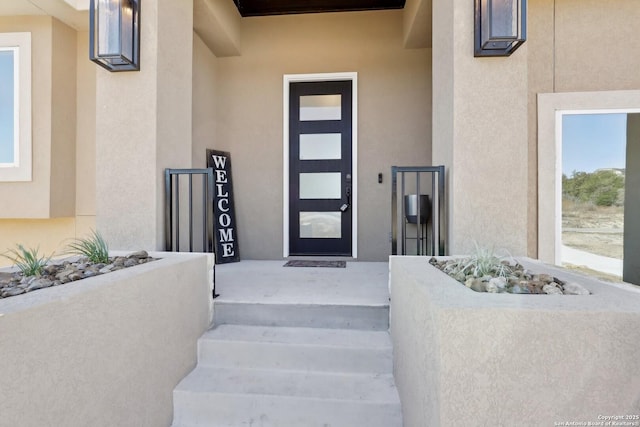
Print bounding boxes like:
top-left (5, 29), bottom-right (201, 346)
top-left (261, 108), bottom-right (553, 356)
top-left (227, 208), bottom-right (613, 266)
top-left (232, 0), bottom-right (406, 17)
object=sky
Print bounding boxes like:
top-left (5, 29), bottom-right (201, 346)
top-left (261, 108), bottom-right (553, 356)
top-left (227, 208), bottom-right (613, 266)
top-left (562, 113), bottom-right (627, 175)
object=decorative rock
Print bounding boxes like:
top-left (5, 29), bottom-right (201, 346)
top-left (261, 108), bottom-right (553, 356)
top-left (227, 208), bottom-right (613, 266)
top-left (469, 279), bottom-right (486, 293)
top-left (99, 265), bottom-right (114, 274)
top-left (124, 258), bottom-right (138, 268)
top-left (489, 277), bottom-right (507, 290)
top-left (485, 281), bottom-right (499, 293)
top-left (27, 278), bottom-right (53, 292)
top-left (527, 280), bottom-right (545, 291)
top-left (562, 282), bottom-right (590, 295)
top-left (43, 265), bottom-right (59, 275)
top-left (69, 272), bottom-right (84, 281)
top-left (2, 287), bottom-right (26, 297)
top-left (510, 285), bottom-right (527, 294)
top-left (0, 252), bottom-right (157, 299)
top-left (128, 250), bottom-right (149, 259)
top-left (536, 274), bottom-right (554, 283)
top-left (542, 284), bottom-right (563, 295)
top-left (56, 268), bottom-right (76, 281)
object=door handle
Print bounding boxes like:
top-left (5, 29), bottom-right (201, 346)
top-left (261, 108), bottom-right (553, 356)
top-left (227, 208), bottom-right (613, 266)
top-left (342, 185), bottom-right (351, 212)
top-left (341, 173), bottom-right (352, 213)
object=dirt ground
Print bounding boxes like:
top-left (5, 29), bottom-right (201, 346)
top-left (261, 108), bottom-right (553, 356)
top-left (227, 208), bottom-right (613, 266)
top-left (561, 200), bottom-right (625, 282)
top-left (562, 200), bottom-right (624, 260)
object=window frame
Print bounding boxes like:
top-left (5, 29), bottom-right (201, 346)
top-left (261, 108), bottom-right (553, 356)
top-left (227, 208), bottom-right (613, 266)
top-left (0, 32), bottom-right (32, 182)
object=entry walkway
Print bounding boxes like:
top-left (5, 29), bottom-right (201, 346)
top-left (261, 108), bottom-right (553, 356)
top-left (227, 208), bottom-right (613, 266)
top-left (561, 244), bottom-right (623, 277)
top-left (213, 260), bottom-right (390, 305)
top-left (172, 260), bottom-right (401, 427)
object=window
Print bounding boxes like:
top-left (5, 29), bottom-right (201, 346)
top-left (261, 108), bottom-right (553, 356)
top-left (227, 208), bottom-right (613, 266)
top-left (0, 32), bottom-right (31, 181)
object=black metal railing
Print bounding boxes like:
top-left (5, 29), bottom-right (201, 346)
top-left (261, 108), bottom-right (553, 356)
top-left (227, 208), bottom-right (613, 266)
top-left (164, 168), bottom-right (218, 298)
top-left (391, 166), bottom-right (446, 256)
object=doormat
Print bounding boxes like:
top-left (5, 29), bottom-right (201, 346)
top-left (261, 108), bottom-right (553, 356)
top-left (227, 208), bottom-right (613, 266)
top-left (283, 260), bottom-right (346, 268)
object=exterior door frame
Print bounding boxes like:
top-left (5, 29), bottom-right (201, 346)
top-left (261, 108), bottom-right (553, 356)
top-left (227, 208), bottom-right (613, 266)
top-left (537, 89), bottom-right (640, 264)
top-left (283, 72), bottom-right (358, 258)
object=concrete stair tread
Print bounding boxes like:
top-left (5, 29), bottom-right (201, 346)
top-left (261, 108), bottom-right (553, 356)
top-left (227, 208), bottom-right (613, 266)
top-left (213, 301), bottom-right (389, 330)
top-left (175, 365), bottom-right (400, 404)
top-left (203, 324), bottom-right (392, 348)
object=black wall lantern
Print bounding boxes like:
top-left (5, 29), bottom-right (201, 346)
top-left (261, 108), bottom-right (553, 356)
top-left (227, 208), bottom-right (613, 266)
top-left (474, 0), bottom-right (526, 57)
top-left (90, 0), bottom-right (140, 71)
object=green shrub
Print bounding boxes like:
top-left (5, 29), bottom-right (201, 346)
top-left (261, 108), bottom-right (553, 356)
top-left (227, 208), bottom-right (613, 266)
top-left (65, 230), bottom-right (110, 264)
top-left (595, 190), bottom-right (618, 207)
top-left (563, 170), bottom-right (625, 207)
top-left (2, 244), bottom-right (51, 277)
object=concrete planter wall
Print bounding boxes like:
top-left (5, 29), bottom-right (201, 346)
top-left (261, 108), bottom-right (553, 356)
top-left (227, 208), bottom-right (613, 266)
top-left (390, 256), bottom-right (640, 427)
top-left (0, 252), bottom-right (212, 427)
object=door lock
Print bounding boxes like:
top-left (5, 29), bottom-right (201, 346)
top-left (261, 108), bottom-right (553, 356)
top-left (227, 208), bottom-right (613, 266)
top-left (340, 203), bottom-right (349, 212)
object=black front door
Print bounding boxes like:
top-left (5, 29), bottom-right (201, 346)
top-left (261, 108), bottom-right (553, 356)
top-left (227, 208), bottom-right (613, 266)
top-left (289, 80), bottom-right (352, 256)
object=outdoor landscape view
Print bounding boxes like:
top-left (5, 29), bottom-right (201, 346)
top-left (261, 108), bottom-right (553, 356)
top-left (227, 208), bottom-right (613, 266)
top-left (561, 113), bottom-right (627, 281)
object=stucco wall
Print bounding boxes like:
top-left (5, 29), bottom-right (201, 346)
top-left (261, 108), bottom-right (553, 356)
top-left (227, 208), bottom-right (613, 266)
top-left (95, 0), bottom-right (194, 251)
top-left (76, 30), bottom-right (96, 218)
top-left (0, 19), bottom-right (96, 266)
top-left (432, 0), bottom-right (529, 256)
top-left (0, 17), bottom-right (78, 218)
top-left (50, 18), bottom-right (77, 217)
top-left (193, 32), bottom-right (221, 167)
top-left (0, 252), bottom-right (211, 427)
top-left (553, 0), bottom-right (640, 93)
top-left (391, 256), bottom-right (640, 426)
top-left (206, 10), bottom-right (431, 260)
top-left (0, 16), bottom-right (54, 218)
top-left (432, 0), bottom-right (640, 258)
top-left (528, 0), bottom-right (640, 258)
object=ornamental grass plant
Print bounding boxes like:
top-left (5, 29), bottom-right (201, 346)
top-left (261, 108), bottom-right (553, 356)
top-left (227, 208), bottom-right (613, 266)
top-left (2, 244), bottom-right (51, 277)
top-left (65, 230), bottom-right (110, 264)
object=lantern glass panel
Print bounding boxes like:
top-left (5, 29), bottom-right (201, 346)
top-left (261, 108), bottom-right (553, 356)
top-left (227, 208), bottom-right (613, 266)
top-left (97, 0), bottom-right (121, 57)
top-left (121, 0), bottom-right (134, 63)
top-left (490, 0), bottom-right (517, 40)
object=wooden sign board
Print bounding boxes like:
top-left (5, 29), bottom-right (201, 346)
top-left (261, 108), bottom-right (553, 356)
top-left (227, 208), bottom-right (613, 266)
top-left (207, 149), bottom-right (240, 264)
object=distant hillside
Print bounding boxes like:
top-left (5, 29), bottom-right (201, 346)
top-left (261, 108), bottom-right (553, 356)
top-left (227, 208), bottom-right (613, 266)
top-left (562, 169), bottom-right (625, 207)
top-left (594, 167), bottom-right (625, 176)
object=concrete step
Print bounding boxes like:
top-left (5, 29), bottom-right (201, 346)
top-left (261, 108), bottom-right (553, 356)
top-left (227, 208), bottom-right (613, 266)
top-left (172, 366), bottom-right (402, 427)
top-left (172, 262), bottom-right (399, 426)
top-left (213, 301), bottom-right (389, 330)
top-left (198, 324), bottom-right (393, 373)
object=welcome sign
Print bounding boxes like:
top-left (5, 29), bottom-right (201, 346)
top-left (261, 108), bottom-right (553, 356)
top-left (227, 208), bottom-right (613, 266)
top-left (207, 149), bottom-right (240, 264)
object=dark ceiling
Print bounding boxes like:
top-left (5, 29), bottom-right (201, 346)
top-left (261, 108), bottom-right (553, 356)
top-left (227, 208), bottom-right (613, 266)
top-left (232, 0), bottom-right (406, 17)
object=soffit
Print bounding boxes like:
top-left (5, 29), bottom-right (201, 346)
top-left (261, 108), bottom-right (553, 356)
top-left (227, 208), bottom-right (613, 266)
top-left (0, 0), bottom-right (88, 30)
top-left (232, 0), bottom-right (406, 17)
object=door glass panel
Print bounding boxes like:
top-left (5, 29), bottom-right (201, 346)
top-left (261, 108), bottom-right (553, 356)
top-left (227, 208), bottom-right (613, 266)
top-left (300, 95), bottom-right (341, 121)
top-left (299, 133), bottom-right (341, 160)
top-left (300, 212), bottom-right (341, 238)
top-left (300, 172), bottom-right (341, 199)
